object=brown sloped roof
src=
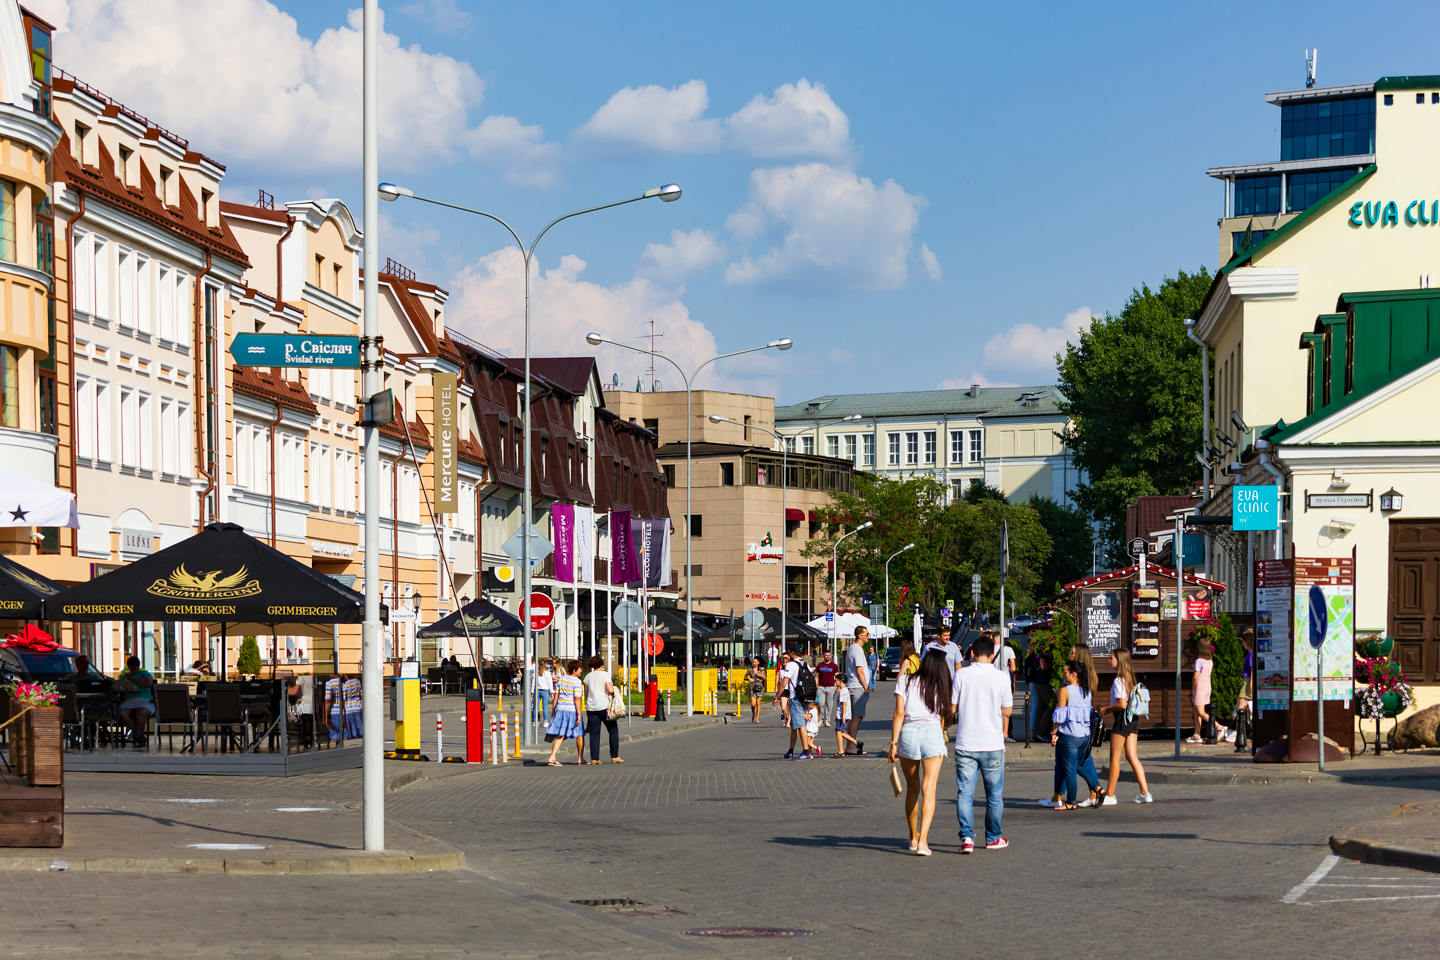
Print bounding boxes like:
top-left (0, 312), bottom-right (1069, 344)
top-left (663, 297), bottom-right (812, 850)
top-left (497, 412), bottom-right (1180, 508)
top-left (380, 397), bottom-right (431, 449)
top-left (219, 200), bottom-right (288, 224)
top-left (232, 366), bottom-right (319, 416)
top-left (1125, 495), bottom-right (1201, 542)
top-left (380, 273), bottom-right (463, 364)
top-left (458, 435), bottom-right (485, 466)
top-left (529, 357), bottom-right (599, 397)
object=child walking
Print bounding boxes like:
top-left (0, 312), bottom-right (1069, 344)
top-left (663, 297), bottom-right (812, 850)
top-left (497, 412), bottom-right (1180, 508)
top-left (802, 700), bottom-right (822, 757)
top-left (833, 684), bottom-right (858, 757)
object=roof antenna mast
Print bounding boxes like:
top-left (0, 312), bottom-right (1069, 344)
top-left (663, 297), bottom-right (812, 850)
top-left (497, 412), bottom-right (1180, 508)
top-left (1305, 48), bottom-right (1317, 89)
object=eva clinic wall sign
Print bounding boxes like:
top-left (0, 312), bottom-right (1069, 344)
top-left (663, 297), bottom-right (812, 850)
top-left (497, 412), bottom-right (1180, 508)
top-left (1232, 485), bottom-right (1279, 531)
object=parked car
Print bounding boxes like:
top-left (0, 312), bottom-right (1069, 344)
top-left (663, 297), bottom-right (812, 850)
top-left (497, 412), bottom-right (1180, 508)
top-left (876, 646), bottom-right (902, 681)
top-left (0, 645), bottom-right (99, 684)
top-left (1006, 613), bottom-right (1035, 633)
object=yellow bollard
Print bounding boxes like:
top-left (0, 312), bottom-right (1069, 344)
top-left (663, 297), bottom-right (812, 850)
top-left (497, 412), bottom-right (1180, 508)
top-left (511, 711), bottom-right (523, 759)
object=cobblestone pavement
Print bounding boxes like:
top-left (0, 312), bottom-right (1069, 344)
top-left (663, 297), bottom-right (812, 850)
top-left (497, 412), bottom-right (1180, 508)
top-left (11, 694), bottom-right (1440, 958)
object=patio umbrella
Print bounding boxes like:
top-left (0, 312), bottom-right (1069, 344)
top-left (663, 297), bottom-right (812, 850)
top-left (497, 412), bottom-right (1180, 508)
top-left (806, 611), bottom-right (898, 641)
top-left (0, 465), bottom-right (77, 529)
top-left (417, 596), bottom-right (524, 638)
top-left (644, 604), bottom-right (725, 640)
top-left (47, 522), bottom-right (384, 676)
top-left (0, 553), bottom-right (62, 620)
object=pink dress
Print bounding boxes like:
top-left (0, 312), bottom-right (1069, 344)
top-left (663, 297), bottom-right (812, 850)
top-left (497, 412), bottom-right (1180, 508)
top-left (1192, 658), bottom-right (1213, 707)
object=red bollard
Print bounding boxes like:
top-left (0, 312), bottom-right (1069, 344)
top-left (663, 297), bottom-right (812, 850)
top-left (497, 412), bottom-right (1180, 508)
top-left (465, 689), bottom-right (486, 763)
top-left (644, 679), bottom-right (659, 717)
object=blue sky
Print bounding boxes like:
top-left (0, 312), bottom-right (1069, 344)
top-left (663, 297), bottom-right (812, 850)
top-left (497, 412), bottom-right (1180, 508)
top-left (36, 0), bottom-right (1440, 402)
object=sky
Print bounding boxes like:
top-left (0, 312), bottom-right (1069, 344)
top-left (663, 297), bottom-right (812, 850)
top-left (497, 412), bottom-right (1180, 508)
top-left (27, 0), bottom-right (1440, 402)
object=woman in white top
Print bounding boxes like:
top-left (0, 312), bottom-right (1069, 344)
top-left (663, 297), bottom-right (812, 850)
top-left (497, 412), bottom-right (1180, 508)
top-left (1099, 649), bottom-right (1153, 804)
top-left (886, 648), bottom-right (953, 856)
top-left (583, 655), bottom-right (623, 764)
top-left (536, 660), bottom-right (555, 724)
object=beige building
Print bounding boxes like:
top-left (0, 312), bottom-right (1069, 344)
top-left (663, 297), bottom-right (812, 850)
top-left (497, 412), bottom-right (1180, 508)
top-left (607, 388), bottom-right (852, 619)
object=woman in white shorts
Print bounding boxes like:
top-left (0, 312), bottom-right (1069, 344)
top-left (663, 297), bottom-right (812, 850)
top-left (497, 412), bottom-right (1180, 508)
top-left (886, 649), bottom-right (953, 856)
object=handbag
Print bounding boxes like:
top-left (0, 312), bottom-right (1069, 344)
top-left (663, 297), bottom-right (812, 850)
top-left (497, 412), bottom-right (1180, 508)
top-left (887, 763), bottom-right (904, 798)
top-left (606, 685), bottom-right (626, 721)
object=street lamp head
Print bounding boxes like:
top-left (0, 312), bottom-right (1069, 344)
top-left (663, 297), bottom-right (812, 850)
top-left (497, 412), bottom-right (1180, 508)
top-left (708, 414), bottom-right (726, 423)
top-left (858, 520), bottom-right (874, 531)
top-left (585, 331), bottom-right (605, 346)
top-left (841, 413), bottom-right (863, 422)
top-left (770, 338), bottom-right (794, 351)
top-left (644, 184), bottom-right (684, 202)
top-left (377, 182), bottom-right (412, 201)
top-left (904, 542), bottom-right (916, 551)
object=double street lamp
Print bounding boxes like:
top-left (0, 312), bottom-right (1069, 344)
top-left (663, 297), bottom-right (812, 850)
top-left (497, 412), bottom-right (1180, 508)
top-left (380, 181), bottom-right (682, 746)
top-left (831, 520), bottom-right (873, 653)
top-left (587, 333), bottom-right (792, 715)
top-left (884, 542), bottom-right (916, 633)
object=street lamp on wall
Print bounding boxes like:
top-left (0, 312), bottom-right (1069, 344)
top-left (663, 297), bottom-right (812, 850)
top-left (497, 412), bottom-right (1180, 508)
top-left (1380, 488), bottom-right (1404, 512)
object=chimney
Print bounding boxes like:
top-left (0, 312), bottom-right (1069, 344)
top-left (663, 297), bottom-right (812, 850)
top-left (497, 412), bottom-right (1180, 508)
top-left (969, 383), bottom-right (980, 397)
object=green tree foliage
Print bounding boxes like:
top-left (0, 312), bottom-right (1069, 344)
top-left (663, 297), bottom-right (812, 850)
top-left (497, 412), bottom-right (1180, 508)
top-left (1056, 268), bottom-right (1212, 564)
top-left (1026, 496), bottom-right (1094, 599)
top-left (1026, 609), bottom-right (1079, 689)
top-left (236, 635), bottom-right (262, 677)
top-left (961, 480), bottom-right (1008, 504)
top-left (1210, 611), bottom-right (1242, 720)
top-left (801, 475), bottom-right (1052, 635)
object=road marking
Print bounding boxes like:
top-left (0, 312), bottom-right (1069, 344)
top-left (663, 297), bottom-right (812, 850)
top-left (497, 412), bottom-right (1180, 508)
top-left (1299, 893), bottom-right (1440, 905)
top-left (1282, 853), bottom-right (1339, 903)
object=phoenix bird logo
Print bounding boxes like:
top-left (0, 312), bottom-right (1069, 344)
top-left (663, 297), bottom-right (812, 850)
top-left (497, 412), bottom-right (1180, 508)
top-left (148, 563), bottom-right (261, 600)
top-left (169, 564), bottom-right (251, 592)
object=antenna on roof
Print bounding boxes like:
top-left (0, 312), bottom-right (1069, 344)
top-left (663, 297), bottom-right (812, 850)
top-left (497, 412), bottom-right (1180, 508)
top-left (612, 373), bottom-right (620, 388)
top-left (1305, 48), bottom-right (1317, 89)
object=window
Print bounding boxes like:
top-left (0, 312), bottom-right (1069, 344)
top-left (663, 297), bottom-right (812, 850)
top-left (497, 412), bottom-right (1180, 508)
top-left (800, 435), bottom-right (814, 455)
top-left (95, 381), bottom-right (111, 461)
top-left (172, 271), bottom-right (190, 348)
top-left (643, 417), bottom-right (659, 443)
top-left (862, 434), bottom-right (875, 468)
top-left (844, 434), bottom-right (857, 465)
top-left (175, 403), bottom-right (190, 477)
top-left (1384, 94), bottom-right (1393, 106)
top-left (75, 377), bottom-right (94, 458)
top-left (1419, 93), bottom-right (1426, 105)
top-left (0, 346), bottom-right (16, 428)
top-left (720, 461), bottom-right (734, 486)
top-left (951, 430), bottom-right (965, 463)
top-left (1232, 175), bottom-right (1280, 216)
top-left (73, 231), bottom-right (92, 314)
top-left (0, 180), bottom-right (15, 262)
top-left (887, 432), bottom-right (900, 466)
top-left (159, 167), bottom-right (173, 206)
top-left (1281, 95), bottom-right (1374, 160)
top-left (156, 265), bottom-right (172, 340)
top-left (314, 254), bottom-right (324, 286)
top-left (135, 256), bottom-right (151, 335)
top-left (826, 435), bottom-right (839, 458)
top-left (968, 429), bottom-right (984, 462)
top-left (742, 414), bottom-right (752, 441)
top-left (159, 398), bottom-right (175, 474)
top-left (119, 388), bottom-right (137, 466)
top-left (117, 145), bottom-right (133, 183)
top-left (923, 430), bottom-right (937, 465)
top-left (663, 463), bottom-right (676, 486)
top-left (138, 393), bottom-right (153, 471)
top-left (952, 479), bottom-right (965, 501)
top-left (93, 239), bottom-right (110, 319)
top-left (117, 249), bottom-right (134, 329)
top-left (1285, 168), bottom-right (1354, 214)
top-left (1232, 229), bottom-right (1273, 254)
top-left (34, 192), bottom-right (52, 276)
top-left (688, 514), bottom-right (702, 537)
top-left (905, 431), bottom-right (919, 465)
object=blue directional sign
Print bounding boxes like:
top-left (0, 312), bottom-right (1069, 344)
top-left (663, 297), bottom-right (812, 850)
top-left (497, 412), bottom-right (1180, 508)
top-left (229, 333), bottom-right (360, 368)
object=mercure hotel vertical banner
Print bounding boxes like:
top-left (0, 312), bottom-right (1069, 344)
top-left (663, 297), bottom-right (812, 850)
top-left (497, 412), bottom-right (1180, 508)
top-left (635, 516), bottom-right (672, 589)
top-left (610, 509), bottom-right (639, 585)
top-left (553, 504), bottom-right (575, 583)
top-left (432, 372), bottom-right (458, 514)
top-left (574, 506), bottom-right (595, 584)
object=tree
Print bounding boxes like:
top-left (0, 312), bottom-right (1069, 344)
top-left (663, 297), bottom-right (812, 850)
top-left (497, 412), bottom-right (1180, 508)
top-left (1057, 267), bottom-right (1212, 563)
top-left (1210, 611), bottom-right (1243, 722)
top-left (961, 480), bottom-right (1007, 504)
top-left (1026, 496), bottom-right (1095, 599)
top-left (236, 635), bottom-right (262, 677)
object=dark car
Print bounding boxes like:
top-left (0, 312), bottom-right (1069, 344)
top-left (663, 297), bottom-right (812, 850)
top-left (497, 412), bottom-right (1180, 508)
top-left (0, 645), bottom-right (99, 684)
top-left (876, 646), bottom-right (902, 681)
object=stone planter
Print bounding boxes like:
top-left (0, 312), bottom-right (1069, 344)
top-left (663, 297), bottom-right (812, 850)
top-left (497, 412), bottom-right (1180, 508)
top-left (25, 706), bottom-right (62, 786)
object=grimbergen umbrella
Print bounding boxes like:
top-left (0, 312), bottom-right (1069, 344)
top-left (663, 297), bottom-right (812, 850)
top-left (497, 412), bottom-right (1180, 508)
top-left (0, 553), bottom-right (62, 620)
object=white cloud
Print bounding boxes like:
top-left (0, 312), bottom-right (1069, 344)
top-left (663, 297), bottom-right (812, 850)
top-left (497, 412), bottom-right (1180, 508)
top-left (463, 115), bottom-right (560, 187)
top-left (940, 373), bottom-right (1019, 390)
top-left (575, 79), bottom-right (722, 153)
top-left (726, 79), bottom-right (850, 160)
top-left (978, 307), bottom-right (1095, 373)
top-left (378, 212), bottom-right (440, 276)
top-left (638, 229), bottom-right (724, 279)
top-left (399, 0), bottom-right (473, 34)
top-left (43, 1), bottom-right (487, 174)
top-left (724, 163), bottom-right (926, 291)
top-left (919, 243), bottom-right (942, 284)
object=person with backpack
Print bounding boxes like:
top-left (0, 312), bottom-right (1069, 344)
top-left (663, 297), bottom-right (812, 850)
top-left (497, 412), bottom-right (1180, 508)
top-left (1098, 649), bottom-right (1153, 804)
top-left (779, 652), bottom-right (813, 760)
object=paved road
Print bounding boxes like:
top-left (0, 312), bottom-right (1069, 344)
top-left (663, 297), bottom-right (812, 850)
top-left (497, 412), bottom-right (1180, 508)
top-left (12, 684), bottom-right (1440, 958)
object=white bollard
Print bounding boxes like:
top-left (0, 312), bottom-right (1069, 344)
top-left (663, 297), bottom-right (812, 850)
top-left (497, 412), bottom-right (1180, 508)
top-left (500, 713), bottom-right (509, 763)
top-left (436, 712), bottom-right (443, 760)
top-left (489, 714), bottom-right (498, 765)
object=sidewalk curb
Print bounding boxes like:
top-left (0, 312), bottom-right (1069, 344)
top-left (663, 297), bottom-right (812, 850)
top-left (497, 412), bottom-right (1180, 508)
top-left (1330, 835), bottom-right (1440, 874)
top-left (0, 851), bottom-right (464, 875)
top-left (1107, 767), bottom-right (1440, 787)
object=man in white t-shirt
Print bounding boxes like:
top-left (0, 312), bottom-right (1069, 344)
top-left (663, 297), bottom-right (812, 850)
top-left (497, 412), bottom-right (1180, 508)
top-left (951, 634), bottom-right (1013, 853)
top-left (991, 633), bottom-right (1017, 741)
top-left (776, 652), bottom-right (807, 759)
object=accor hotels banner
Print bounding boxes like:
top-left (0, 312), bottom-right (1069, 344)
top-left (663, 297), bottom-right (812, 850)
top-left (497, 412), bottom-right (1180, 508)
top-left (634, 517), bottom-right (672, 589)
top-left (431, 372), bottom-right (458, 514)
top-left (552, 504), bottom-right (575, 584)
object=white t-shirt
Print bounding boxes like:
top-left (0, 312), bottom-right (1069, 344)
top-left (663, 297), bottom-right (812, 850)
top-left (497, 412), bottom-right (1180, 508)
top-left (1110, 676), bottom-right (1128, 710)
top-left (993, 644), bottom-right (1015, 677)
top-left (895, 672), bottom-right (944, 725)
top-left (537, 670), bottom-right (554, 693)
top-left (779, 660), bottom-right (800, 697)
top-left (951, 663), bottom-right (1013, 752)
top-left (835, 684), bottom-right (852, 724)
top-left (583, 670), bottom-right (613, 712)
top-left (845, 643), bottom-right (868, 688)
top-left (804, 707), bottom-right (820, 736)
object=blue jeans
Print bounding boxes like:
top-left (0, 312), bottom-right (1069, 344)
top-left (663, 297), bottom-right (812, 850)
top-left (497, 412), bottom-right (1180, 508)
top-left (955, 749), bottom-right (1005, 844)
top-left (537, 690), bottom-right (551, 723)
top-left (1056, 733), bottom-right (1099, 803)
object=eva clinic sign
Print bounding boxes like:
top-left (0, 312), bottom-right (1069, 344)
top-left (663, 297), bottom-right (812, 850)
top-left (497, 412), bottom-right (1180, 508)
top-left (1233, 484), bottom-right (1279, 531)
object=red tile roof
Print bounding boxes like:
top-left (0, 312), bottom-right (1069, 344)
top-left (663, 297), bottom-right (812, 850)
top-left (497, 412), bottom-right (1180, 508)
top-left (1125, 495), bottom-right (1200, 542)
top-left (232, 366), bottom-right (318, 416)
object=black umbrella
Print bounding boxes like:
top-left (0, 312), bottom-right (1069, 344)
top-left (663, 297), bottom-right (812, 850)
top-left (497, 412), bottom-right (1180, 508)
top-left (417, 596), bottom-right (523, 639)
top-left (0, 553), bottom-right (61, 620)
top-left (644, 604), bottom-right (725, 640)
top-left (48, 522), bottom-right (384, 676)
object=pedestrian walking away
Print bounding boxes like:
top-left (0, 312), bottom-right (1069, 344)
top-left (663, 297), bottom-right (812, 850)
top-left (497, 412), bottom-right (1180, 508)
top-left (887, 647), bottom-right (953, 856)
top-left (952, 634), bottom-right (1012, 852)
top-left (543, 659), bottom-right (586, 766)
top-left (1049, 659), bottom-right (1102, 810)
top-left (844, 626), bottom-right (871, 755)
top-left (777, 652), bottom-right (807, 758)
top-left (1188, 641), bottom-right (1217, 744)
top-left (745, 657), bottom-right (766, 724)
top-left (898, 638), bottom-right (920, 677)
top-left (536, 659), bottom-right (555, 724)
top-left (815, 649), bottom-right (839, 727)
top-left (833, 683), bottom-right (858, 756)
top-left (1099, 649), bottom-right (1153, 804)
top-left (583, 655), bottom-right (623, 764)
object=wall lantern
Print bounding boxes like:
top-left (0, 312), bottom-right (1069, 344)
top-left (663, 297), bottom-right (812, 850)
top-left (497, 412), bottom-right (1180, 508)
top-left (1380, 488), bottom-right (1404, 512)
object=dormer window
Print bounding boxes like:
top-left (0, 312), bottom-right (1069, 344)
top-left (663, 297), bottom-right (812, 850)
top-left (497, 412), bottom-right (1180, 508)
top-left (200, 188), bottom-right (215, 226)
top-left (159, 167), bottom-right (174, 206)
top-left (72, 121), bottom-right (91, 166)
top-left (118, 145), bottom-right (134, 185)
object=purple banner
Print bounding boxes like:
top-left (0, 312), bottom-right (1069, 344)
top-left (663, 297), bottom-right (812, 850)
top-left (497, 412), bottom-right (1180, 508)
top-left (552, 504), bottom-right (575, 584)
top-left (610, 510), bottom-right (639, 585)
top-left (635, 517), bottom-right (671, 589)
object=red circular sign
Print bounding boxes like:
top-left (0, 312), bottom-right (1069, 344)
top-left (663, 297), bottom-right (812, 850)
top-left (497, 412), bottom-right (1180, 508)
top-left (520, 592), bottom-right (555, 630)
top-left (643, 632), bottom-right (664, 656)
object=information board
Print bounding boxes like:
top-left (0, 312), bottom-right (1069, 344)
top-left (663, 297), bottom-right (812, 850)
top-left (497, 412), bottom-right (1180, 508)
top-left (1254, 559), bottom-right (1293, 711)
top-left (1081, 589), bottom-right (1123, 656)
top-left (1292, 557), bottom-right (1355, 703)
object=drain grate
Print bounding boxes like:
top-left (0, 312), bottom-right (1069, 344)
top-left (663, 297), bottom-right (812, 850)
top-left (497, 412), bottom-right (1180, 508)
top-left (696, 796), bottom-right (768, 802)
top-left (573, 898), bottom-right (648, 908)
top-left (684, 927), bottom-right (813, 939)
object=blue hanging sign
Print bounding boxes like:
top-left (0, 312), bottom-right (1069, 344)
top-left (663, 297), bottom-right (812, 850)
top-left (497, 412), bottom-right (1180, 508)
top-left (1232, 485), bottom-right (1279, 531)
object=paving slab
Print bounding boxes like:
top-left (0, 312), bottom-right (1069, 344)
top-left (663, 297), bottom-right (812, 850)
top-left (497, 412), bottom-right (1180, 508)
top-left (1331, 798), bottom-right (1440, 873)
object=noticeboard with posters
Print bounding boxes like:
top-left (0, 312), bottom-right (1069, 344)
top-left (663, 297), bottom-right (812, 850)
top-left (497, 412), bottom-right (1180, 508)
top-left (1081, 589), bottom-right (1123, 656)
top-left (1254, 559), bottom-right (1294, 711)
top-left (1292, 557), bottom-right (1354, 703)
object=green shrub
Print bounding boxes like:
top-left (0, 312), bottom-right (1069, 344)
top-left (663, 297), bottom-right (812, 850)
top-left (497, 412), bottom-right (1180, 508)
top-left (1026, 609), bottom-right (1079, 690)
top-left (1208, 613), bottom-right (1242, 719)
top-left (236, 635), bottom-right (262, 677)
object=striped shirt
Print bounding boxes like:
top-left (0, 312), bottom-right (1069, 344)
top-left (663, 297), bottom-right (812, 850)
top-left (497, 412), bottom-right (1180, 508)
top-left (553, 675), bottom-right (584, 712)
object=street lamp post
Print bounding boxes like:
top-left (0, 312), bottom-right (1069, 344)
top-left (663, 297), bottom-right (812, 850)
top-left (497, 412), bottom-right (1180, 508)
top-left (884, 543), bottom-right (916, 633)
top-left (710, 414), bottom-right (790, 652)
top-left (381, 182), bottom-right (682, 746)
top-left (777, 414), bottom-right (863, 458)
top-left (831, 520), bottom-right (874, 654)
top-left (587, 333), bottom-right (793, 715)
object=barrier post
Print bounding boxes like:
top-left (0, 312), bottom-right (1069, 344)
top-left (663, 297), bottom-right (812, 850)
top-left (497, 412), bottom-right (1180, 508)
top-left (489, 715), bottom-right (498, 765)
top-left (436, 713), bottom-right (443, 761)
top-left (500, 713), bottom-right (509, 763)
top-left (511, 711), bottom-right (523, 759)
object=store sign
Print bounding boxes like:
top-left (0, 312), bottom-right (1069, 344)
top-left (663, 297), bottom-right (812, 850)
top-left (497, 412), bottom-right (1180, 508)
top-left (120, 528), bottom-right (154, 555)
top-left (1305, 492), bottom-right (1371, 509)
top-left (432, 372), bottom-right (458, 514)
top-left (1348, 199), bottom-right (1440, 228)
top-left (310, 539), bottom-right (355, 558)
top-left (1233, 485), bottom-right (1279, 531)
top-left (1081, 589), bottom-right (1122, 656)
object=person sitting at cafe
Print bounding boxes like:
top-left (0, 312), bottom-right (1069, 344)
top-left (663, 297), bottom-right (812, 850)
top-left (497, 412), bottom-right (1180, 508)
top-left (115, 655), bottom-right (156, 748)
top-left (183, 659), bottom-right (214, 677)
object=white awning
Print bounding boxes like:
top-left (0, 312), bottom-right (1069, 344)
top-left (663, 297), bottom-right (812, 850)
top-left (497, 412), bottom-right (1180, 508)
top-left (0, 465), bottom-right (77, 528)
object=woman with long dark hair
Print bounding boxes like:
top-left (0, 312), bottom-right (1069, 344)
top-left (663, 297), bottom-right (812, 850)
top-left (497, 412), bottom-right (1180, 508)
top-left (1099, 649), bottom-right (1153, 804)
top-left (1049, 659), bottom-right (1103, 810)
top-left (898, 638), bottom-right (920, 676)
top-left (1041, 645), bottom-right (1100, 807)
top-left (886, 648), bottom-right (953, 855)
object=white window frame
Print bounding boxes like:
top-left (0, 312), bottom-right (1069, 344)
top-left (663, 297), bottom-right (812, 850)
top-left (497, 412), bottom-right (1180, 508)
top-left (93, 238), bottom-right (111, 320)
top-left (905, 431), bottom-right (919, 466)
top-left (923, 430), bottom-right (937, 465)
top-left (825, 434), bottom-right (839, 458)
top-left (117, 248), bottom-right (134, 330)
top-left (887, 432), bottom-right (900, 466)
top-left (969, 429), bottom-right (984, 463)
top-left (950, 429), bottom-right (965, 464)
top-left (76, 376), bottom-right (94, 459)
top-left (135, 255), bottom-right (151, 336)
top-left (138, 392), bottom-right (154, 471)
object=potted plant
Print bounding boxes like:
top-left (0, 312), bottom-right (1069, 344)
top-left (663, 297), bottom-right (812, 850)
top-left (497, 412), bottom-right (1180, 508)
top-left (5, 680), bottom-right (62, 785)
top-left (1354, 655), bottom-right (1414, 720)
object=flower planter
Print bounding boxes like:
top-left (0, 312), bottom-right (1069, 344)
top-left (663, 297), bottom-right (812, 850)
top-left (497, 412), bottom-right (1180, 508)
top-left (1380, 691), bottom-right (1404, 719)
top-left (1359, 636), bottom-right (1395, 658)
top-left (25, 706), bottom-right (62, 786)
top-left (8, 702), bottom-right (27, 775)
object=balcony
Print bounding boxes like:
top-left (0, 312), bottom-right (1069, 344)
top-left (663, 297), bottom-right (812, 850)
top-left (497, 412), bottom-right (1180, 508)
top-left (0, 425), bottom-right (57, 484)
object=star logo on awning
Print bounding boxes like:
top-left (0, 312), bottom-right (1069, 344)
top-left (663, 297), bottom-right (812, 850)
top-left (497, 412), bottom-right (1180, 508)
top-left (8, 505), bottom-right (27, 521)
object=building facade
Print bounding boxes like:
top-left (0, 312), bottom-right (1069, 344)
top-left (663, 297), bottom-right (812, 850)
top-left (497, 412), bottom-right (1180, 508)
top-left (1195, 73), bottom-right (1440, 687)
top-left (774, 385), bottom-right (1080, 505)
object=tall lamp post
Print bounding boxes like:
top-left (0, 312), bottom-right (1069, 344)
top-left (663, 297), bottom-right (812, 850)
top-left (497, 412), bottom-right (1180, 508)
top-left (831, 520), bottom-right (874, 654)
top-left (884, 542), bottom-right (916, 633)
top-left (381, 182), bottom-right (682, 746)
top-left (586, 333), bottom-right (793, 715)
top-left (710, 414), bottom-right (791, 652)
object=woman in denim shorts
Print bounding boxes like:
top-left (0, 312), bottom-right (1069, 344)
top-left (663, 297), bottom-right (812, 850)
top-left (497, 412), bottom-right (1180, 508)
top-left (886, 649), bottom-right (953, 856)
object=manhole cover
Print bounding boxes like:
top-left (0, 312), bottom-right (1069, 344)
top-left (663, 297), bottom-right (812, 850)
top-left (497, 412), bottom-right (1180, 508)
top-left (684, 927), bottom-right (813, 939)
top-left (573, 898), bottom-right (648, 908)
top-left (696, 796), bottom-right (768, 802)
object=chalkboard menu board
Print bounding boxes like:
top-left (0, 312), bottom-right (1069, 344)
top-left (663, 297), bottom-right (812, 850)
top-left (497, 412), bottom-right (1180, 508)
top-left (1081, 589), bottom-right (1123, 656)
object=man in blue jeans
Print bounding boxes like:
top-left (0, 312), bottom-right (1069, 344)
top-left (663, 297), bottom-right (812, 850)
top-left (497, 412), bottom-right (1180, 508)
top-left (951, 635), bottom-right (1013, 853)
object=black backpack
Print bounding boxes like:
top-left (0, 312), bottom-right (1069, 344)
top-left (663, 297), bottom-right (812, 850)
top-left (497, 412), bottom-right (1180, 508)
top-left (795, 661), bottom-right (818, 701)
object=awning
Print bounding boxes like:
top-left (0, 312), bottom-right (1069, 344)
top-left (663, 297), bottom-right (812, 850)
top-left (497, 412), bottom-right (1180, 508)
top-left (0, 466), bottom-right (77, 529)
top-left (807, 510), bottom-right (819, 522)
top-left (785, 508), bottom-right (805, 522)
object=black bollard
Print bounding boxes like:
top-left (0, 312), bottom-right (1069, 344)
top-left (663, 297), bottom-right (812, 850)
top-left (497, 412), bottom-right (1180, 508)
top-left (1233, 706), bottom-right (1250, 752)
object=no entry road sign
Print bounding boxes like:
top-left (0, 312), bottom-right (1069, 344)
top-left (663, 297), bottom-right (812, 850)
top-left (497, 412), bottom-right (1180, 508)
top-left (520, 592), bottom-right (555, 631)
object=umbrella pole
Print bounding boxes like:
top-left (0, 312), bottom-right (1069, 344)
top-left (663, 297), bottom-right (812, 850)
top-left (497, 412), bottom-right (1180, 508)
top-left (221, 624), bottom-right (227, 680)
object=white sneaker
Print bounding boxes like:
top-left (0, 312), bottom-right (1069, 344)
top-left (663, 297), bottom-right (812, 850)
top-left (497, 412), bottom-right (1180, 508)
top-left (1038, 798), bottom-right (1060, 808)
top-left (1134, 793), bottom-right (1154, 804)
top-left (1077, 795), bottom-right (1098, 808)
top-left (1100, 794), bottom-right (1117, 806)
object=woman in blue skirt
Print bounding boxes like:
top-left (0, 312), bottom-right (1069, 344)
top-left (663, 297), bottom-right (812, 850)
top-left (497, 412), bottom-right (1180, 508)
top-left (544, 659), bottom-right (586, 765)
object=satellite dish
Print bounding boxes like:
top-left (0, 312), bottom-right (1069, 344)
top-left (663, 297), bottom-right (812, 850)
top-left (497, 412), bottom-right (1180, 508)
top-left (611, 373), bottom-right (620, 387)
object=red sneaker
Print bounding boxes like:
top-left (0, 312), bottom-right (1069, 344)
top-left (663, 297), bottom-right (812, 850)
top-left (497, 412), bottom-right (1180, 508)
top-left (985, 837), bottom-right (1010, 851)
